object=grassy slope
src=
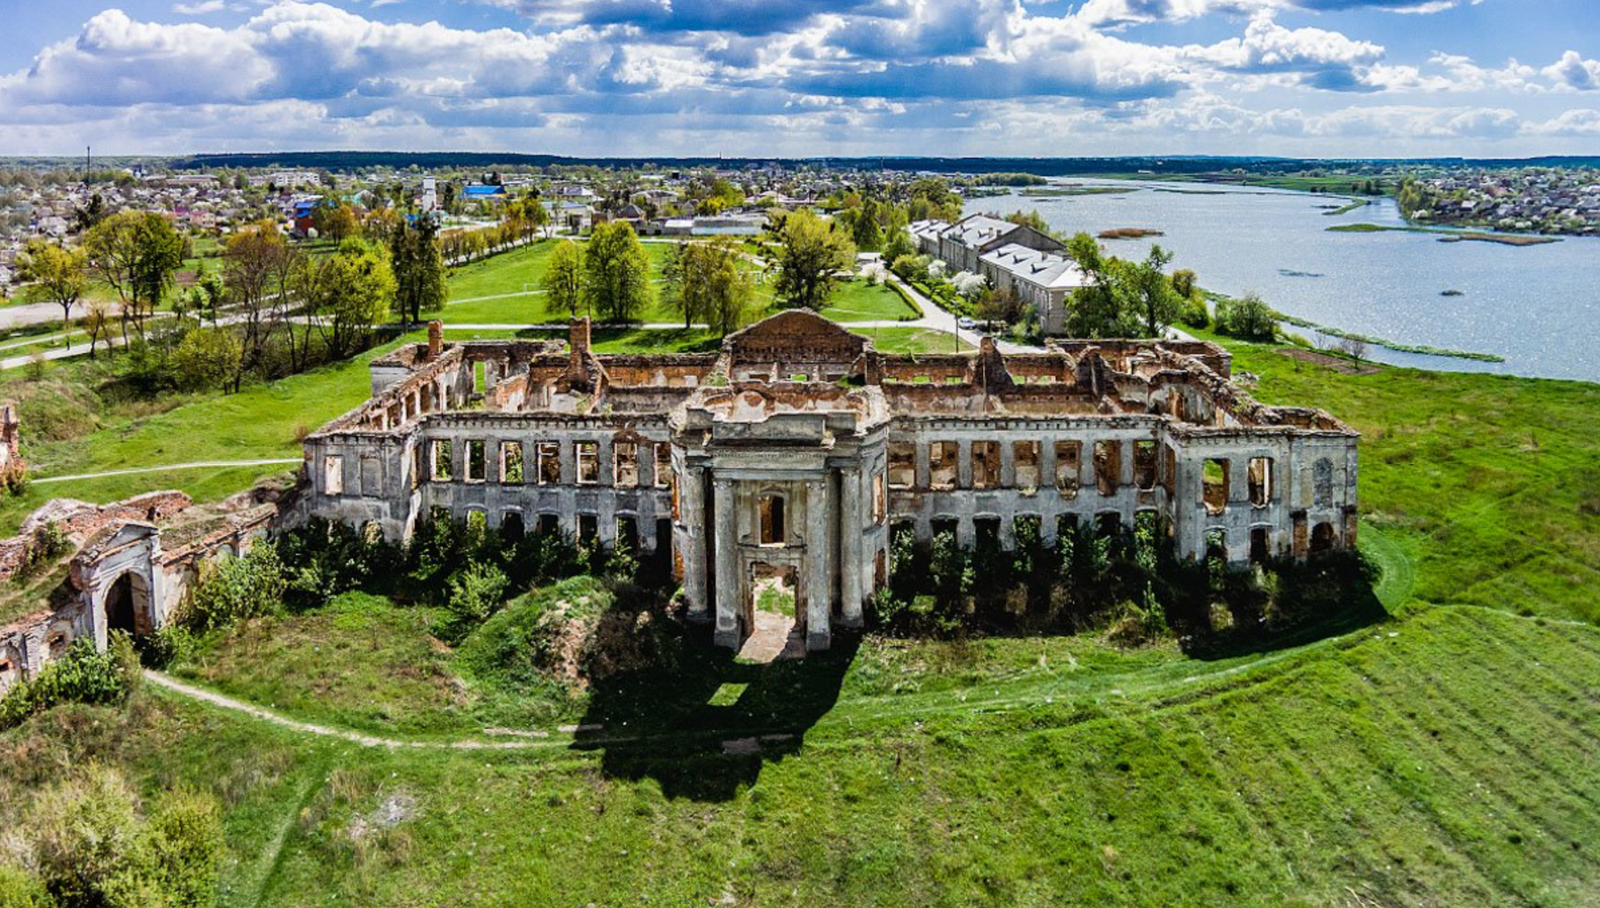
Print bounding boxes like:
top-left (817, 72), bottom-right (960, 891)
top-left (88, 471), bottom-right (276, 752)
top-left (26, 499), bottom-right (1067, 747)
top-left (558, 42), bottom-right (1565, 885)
top-left (14, 602), bottom-right (1588, 908)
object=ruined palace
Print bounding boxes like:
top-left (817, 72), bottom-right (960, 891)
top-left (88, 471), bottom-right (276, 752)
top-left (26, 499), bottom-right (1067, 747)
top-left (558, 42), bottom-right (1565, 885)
top-left (300, 312), bottom-right (1360, 653)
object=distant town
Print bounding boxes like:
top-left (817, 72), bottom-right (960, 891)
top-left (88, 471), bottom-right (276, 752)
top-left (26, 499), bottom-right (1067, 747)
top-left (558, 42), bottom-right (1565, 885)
top-left (1399, 167), bottom-right (1600, 235)
top-left (2, 156), bottom-right (1598, 294)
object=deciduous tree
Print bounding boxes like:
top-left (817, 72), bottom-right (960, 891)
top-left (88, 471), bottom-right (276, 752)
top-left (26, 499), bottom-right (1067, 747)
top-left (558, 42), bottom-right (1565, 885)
top-left (19, 240), bottom-right (87, 345)
top-left (775, 209), bottom-right (856, 312)
top-left (542, 239), bottom-right (587, 319)
top-left (82, 211), bottom-right (184, 341)
top-left (391, 217), bottom-right (446, 325)
top-left (583, 221), bottom-right (653, 323)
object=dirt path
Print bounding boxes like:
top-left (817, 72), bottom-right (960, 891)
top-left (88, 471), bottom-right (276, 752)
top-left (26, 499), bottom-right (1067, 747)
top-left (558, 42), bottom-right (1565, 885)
top-left (33, 459), bottom-right (303, 485)
top-left (144, 671), bottom-right (568, 751)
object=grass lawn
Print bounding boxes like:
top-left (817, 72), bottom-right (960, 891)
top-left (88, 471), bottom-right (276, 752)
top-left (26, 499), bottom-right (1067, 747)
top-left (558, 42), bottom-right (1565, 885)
top-left (866, 326), bottom-right (973, 354)
top-left (443, 240), bottom-right (684, 324)
top-left (817, 280), bottom-right (918, 323)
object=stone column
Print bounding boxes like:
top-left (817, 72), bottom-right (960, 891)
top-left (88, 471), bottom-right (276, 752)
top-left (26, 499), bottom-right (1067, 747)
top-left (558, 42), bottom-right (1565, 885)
top-left (839, 467), bottom-right (864, 628)
top-left (680, 465), bottom-right (708, 622)
top-left (804, 477), bottom-right (832, 650)
top-left (712, 476), bottom-right (741, 648)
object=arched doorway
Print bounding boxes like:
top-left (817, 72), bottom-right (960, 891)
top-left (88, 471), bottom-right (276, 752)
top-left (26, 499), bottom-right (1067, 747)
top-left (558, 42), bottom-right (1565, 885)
top-left (1310, 522), bottom-right (1336, 556)
top-left (104, 572), bottom-right (152, 639)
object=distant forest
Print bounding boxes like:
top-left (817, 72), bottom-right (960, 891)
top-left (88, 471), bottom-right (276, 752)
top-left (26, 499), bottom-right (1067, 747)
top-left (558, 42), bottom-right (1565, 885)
top-left (167, 152), bottom-right (1600, 174)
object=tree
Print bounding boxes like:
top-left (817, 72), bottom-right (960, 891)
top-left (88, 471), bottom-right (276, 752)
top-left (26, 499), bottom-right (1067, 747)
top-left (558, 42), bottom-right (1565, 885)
top-left (82, 211), bottom-right (184, 340)
top-left (851, 198), bottom-right (884, 252)
top-left (71, 193), bottom-right (108, 234)
top-left (775, 209), bottom-right (856, 312)
top-left (1340, 336), bottom-right (1369, 369)
top-left (583, 221), bottom-right (653, 323)
top-left (305, 238), bottom-right (397, 359)
top-left (883, 221), bottom-right (916, 263)
top-left (1170, 268), bottom-right (1199, 300)
top-left (1122, 245), bottom-right (1183, 338)
top-left (391, 217), bottom-right (446, 325)
top-left (907, 177), bottom-right (963, 222)
top-left (223, 222), bottom-right (296, 380)
top-left (19, 240), bottom-right (87, 345)
top-left (665, 239), bottom-right (757, 335)
top-left (361, 207), bottom-right (400, 246)
top-left (542, 240), bottom-right (586, 319)
top-left (976, 285), bottom-right (1023, 327)
top-left (1063, 232), bottom-right (1135, 338)
top-left (84, 299), bottom-right (113, 360)
top-left (312, 202), bottom-right (359, 242)
top-left (1004, 209), bottom-right (1051, 234)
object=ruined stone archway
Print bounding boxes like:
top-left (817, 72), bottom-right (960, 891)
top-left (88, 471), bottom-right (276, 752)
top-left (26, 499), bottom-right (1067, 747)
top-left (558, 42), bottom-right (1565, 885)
top-left (103, 571), bottom-right (153, 639)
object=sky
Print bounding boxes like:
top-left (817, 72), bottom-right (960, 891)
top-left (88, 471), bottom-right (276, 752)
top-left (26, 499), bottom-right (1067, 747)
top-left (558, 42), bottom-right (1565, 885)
top-left (0, 0), bottom-right (1595, 159)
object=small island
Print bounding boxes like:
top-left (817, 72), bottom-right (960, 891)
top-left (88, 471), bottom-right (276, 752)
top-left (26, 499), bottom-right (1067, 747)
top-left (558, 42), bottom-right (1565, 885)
top-left (1098, 227), bottom-right (1166, 239)
top-left (1327, 223), bottom-right (1561, 246)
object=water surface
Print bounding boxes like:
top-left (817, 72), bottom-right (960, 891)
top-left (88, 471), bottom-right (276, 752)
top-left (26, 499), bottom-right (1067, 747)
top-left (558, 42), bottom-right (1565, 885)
top-left (964, 179), bottom-right (1600, 383)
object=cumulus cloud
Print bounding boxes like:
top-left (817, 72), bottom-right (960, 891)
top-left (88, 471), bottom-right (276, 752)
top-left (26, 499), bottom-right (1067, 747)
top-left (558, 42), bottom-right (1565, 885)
top-left (1186, 16), bottom-right (1386, 91)
top-left (1543, 50), bottom-right (1600, 91)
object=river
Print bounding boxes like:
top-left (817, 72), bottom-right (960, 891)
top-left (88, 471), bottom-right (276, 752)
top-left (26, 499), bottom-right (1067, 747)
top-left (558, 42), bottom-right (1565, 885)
top-left (963, 179), bottom-right (1600, 383)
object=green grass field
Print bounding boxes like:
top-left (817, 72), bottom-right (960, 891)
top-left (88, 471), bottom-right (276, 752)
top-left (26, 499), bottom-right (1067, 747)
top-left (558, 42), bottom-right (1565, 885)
top-left (442, 240), bottom-right (912, 327)
top-left (5, 239), bottom-right (1600, 904)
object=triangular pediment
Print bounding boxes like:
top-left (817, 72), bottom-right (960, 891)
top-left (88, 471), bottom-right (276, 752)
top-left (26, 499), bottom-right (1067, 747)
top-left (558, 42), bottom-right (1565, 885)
top-left (731, 309), bottom-right (859, 344)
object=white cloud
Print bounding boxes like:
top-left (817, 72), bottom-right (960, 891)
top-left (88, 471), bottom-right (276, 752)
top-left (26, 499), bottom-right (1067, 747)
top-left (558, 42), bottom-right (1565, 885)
top-left (173, 0), bottom-right (227, 13)
top-left (1542, 50), bottom-right (1600, 91)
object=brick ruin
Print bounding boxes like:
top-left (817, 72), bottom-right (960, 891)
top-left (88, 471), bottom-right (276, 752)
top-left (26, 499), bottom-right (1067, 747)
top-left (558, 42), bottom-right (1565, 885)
top-left (301, 312), bottom-right (1360, 653)
top-left (0, 484), bottom-right (288, 696)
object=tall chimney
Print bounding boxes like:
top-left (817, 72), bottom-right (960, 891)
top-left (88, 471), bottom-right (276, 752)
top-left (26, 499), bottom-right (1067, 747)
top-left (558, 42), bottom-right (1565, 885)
top-left (569, 316), bottom-right (591, 357)
top-left (427, 320), bottom-right (443, 360)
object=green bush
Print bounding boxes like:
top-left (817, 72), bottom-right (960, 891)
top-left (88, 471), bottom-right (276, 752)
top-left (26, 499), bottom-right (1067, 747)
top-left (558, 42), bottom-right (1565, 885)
top-left (144, 788), bottom-right (224, 908)
top-left (1214, 292), bottom-right (1277, 341)
top-left (15, 521), bottom-right (72, 581)
top-left (20, 764), bottom-right (222, 908)
top-left (136, 625), bottom-right (195, 670)
top-left (1179, 294), bottom-right (1210, 329)
top-left (443, 560), bottom-right (509, 635)
top-left (0, 863), bottom-right (53, 908)
top-left (0, 636), bottom-right (138, 733)
top-left (180, 544), bottom-right (287, 632)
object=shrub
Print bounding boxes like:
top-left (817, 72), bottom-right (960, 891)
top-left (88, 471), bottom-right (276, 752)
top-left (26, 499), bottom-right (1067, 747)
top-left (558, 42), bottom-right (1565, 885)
top-left (1179, 294), bottom-right (1210, 329)
top-left (180, 544), bottom-right (287, 632)
top-left (144, 788), bottom-right (224, 908)
top-left (20, 764), bottom-right (223, 908)
top-left (15, 521), bottom-right (71, 580)
top-left (438, 560), bottom-right (509, 642)
top-left (0, 863), bottom-right (52, 908)
top-left (0, 636), bottom-right (137, 733)
top-left (1215, 292), bottom-right (1277, 341)
top-left (136, 625), bottom-right (195, 670)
